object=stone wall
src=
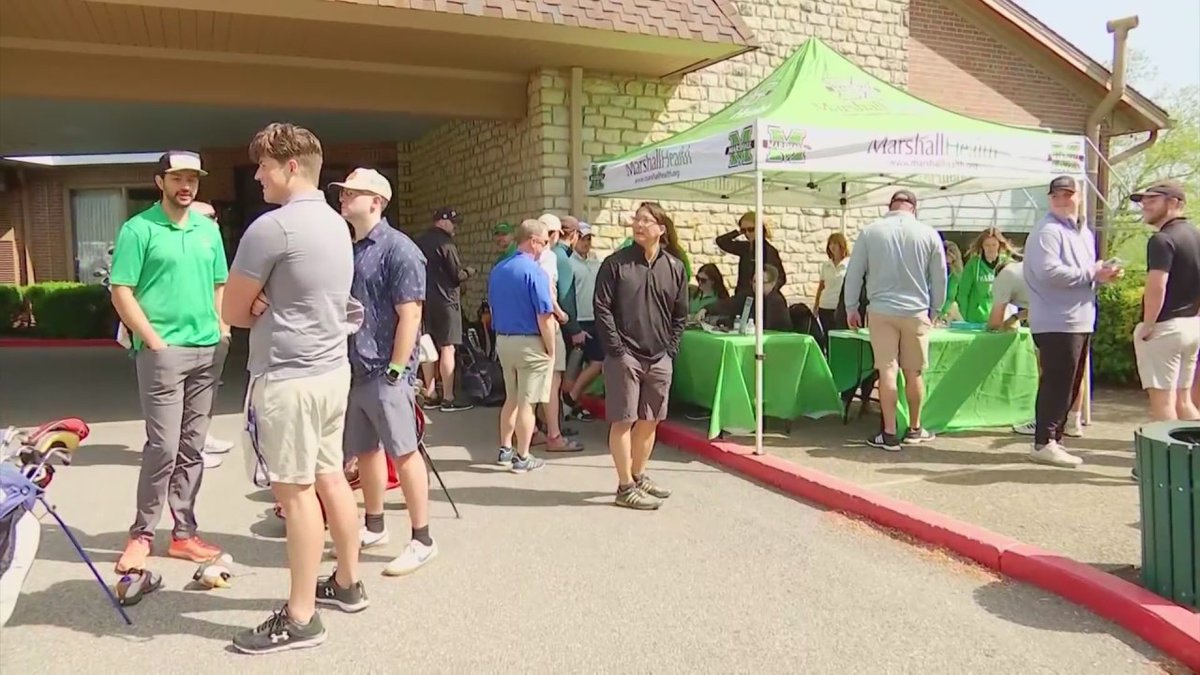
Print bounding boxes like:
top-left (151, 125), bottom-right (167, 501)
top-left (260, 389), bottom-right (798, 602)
top-left (402, 1), bottom-right (909, 308)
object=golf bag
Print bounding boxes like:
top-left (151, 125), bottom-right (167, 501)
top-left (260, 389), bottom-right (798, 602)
top-left (458, 321), bottom-right (505, 408)
top-left (789, 303), bottom-right (825, 345)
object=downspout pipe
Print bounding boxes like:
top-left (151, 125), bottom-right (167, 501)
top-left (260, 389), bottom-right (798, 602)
top-left (569, 66), bottom-right (585, 218)
top-left (1109, 129), bottom-right (1158, 166)
top-left (1086, 16), bottom-right (1138, 244)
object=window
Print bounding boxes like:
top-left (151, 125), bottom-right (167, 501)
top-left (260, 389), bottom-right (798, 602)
top-left (71, 188), bottom-right (126, 283)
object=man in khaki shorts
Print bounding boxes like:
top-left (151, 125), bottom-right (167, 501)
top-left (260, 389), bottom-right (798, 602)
top-left (222, 123), bottom-right (367, 655)
top-left (843, 190), bottom-right (947, 452)
top-left (1131, 180), bottom-right (1200, 421)
top-left (488, 219), bottom-right (557, 474)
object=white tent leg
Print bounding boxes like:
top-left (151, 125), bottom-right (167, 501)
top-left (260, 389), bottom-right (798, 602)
top-left (754, 169), bottom-right (765, 456)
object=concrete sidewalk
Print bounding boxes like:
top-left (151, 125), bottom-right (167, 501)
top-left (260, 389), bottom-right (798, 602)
top-left (692, 387), bottom-right (1147, 577)
top-left (0, 346), bottom-right (1173, 672)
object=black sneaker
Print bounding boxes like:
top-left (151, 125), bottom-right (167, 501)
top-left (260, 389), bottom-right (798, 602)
top-left (420, 396), bottom-right (443, 411)
top-left (440, 399), bottom-right (474, 412)
top-left (232, 606), bottom-right (327, 655)
top-left (315, 569), bottom-right (369, 613)
top-left (866, 432), bottom-right (901, 452)
top-left (903, 427), bottom-right (935, 444)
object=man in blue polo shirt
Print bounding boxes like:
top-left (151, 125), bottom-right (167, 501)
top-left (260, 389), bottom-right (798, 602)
top-left (488, 219), bottom-right (557, 474)
top-left (333, 168), bottom-right (438, 578)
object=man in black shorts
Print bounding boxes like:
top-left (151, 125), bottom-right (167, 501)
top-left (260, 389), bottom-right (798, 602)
top-left (415, 207), bottom-right (475, 412)
top-left (594, 202), bottom-right (688, 511)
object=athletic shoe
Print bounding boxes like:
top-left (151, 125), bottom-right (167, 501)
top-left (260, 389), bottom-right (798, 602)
top-left (903, 427), bottom-right (936, 444)
top-left (615, 485), bottom-right (661, 510)
top-left (1028, 441), bottom-right (1083, 468)
top-left (383, 539), bottom-right (438, 577)
top-left (232, 606), bottom-right (327, 655)
top-left (1064, 416), bottom-right (1084, 438)
top-left (636, 474), bottom-right (671, 499)
top-left (204, 435), bottom-right (235, 454)
top-left (497, 447), bottom-right (514, 466)
top-left (168, 535), bottom-right (222, 562)
top-left (866, 432), bottom-right (901, 452)
top-left (511, 453), bottom-right (545, 474)
top-left (420, 395), bottom-right (442, 411)
top-left (1012, 421), bottom-right (1036, 436)
top-left (202, 451), bottom-right (223, 469)
top-left (315, 570), bottom-right (370, 612)
top-left (440, 400), bottom-right (474, 413)
top-left (115, 535), bottom-right (151, 574)
top-left (360, 527), bottom-right (389, 549)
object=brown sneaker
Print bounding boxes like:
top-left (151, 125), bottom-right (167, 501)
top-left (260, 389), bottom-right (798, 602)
top-left (615, 485), bottom-right (661, 510)
top-left (636, 474), bottom-right (671, 499)
top-left (115, 536), bottom-right (152, 574)
top-left (168, 535), bottom-right (222, 563)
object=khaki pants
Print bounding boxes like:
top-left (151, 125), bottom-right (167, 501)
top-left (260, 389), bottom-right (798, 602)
top-left (245, 364), bottom-right (351, 485)
top-left (496, 335), bottom-right (554, 404)
top-left (868, 311), bottom-right (932, 372)
top-left (1135, 316), bottom-right (1200, 391)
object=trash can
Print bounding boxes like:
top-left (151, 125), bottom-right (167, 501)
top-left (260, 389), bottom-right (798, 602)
top-left (1135, 421), bottom-right (1199, 610)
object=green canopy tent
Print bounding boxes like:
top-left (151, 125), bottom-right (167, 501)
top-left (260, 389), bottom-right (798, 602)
top-left (588, 38), bottom-right (1088, 455)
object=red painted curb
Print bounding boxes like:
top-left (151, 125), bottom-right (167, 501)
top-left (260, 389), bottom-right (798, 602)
top-left (579, 395), bottom-right (1200, 670)
top-left (0, 338), bottom-right (120, 348)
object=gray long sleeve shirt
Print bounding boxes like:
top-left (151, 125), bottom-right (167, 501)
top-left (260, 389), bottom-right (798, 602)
top-left (843, 211), bottom-right (947, 318)
top-left (1022, 212), bottom-right (1097, 334)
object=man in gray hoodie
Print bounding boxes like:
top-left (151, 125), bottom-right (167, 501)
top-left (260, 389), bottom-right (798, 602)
top-left (1023, 176), bottom-right (1121, 468)
top-left (843, 190), bottom-right (947, 452)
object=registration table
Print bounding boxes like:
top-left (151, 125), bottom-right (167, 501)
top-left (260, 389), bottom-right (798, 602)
top-left (827, 327), bottom-right (1039, 434)
top-left (672, 329), bottom-right (843, 439)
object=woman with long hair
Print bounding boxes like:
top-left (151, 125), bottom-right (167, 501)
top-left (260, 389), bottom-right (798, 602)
top-left (616, 202), bottom-right (693, 280)
top-left (715, 210), bottom-right (786, 297)
top-left (939, 240), bottom-right (964, 321)
top-left (690, 263), bottom-right (730, 316)
top-left (815, 232), bottom-right (849, 331)
top-left (956, 227), bottom-right (1018, 323)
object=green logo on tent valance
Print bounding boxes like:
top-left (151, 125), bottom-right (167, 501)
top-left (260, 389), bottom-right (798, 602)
top-left (726, 125), bottom-right (754, 169)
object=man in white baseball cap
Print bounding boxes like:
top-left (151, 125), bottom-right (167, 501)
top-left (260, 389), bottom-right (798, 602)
top-left (330, 168), bottom-right (393, 203)
top-left (531, 214), bottom-right (582, 452)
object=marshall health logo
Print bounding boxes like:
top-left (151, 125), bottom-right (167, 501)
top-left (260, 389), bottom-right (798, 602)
top-left (588, 164), bottom-right (606, 192)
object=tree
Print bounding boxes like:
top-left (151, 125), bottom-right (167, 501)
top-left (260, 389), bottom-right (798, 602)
top-left (1103, 51), bottom-right (1200, 266)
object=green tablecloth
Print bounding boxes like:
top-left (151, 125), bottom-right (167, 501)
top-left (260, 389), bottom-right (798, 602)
top-left (673, 329), bottom-right (843, 438)
top-left (827, 327), bottom-right (1038, 434)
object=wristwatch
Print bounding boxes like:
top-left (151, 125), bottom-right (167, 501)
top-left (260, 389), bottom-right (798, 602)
top-left (385, 363), bottom-right (403, 383)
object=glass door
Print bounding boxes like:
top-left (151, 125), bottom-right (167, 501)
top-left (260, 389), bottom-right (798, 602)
top-left (71, 188), bottom-right (127, 283)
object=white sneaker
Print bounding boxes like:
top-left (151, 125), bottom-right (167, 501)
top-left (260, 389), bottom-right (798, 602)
top-left (1012, 421), bottom-right (1036, 436)
top-left (202, 451), bottom-right (224, 469)
top-left (361, 527), bottom-right (390, 549)
top-left (204, 435), bottom-right (235, 454)
top-left (383, 539), bottom-right (438, 577)
top-left (1028, 442), bottom-right (1083, 468)
top-left (1064, 416), bottom-right (1084, 438)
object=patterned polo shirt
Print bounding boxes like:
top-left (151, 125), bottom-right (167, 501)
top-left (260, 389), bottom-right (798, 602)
top-left (349, 218), bottom-right (427, 383)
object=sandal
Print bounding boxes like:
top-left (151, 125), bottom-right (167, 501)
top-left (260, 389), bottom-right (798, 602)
top-left (544, 435), bottom-right (583, 453)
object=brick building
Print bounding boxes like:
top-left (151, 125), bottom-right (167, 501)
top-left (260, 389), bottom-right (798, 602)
top-left (0, 0), bottom-right (1170, 304)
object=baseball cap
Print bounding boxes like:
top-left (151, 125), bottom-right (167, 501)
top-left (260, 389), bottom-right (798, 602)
top-left (157, 150), bottom-right (207, 177)
top-left (492, 221), bottom-right (514, 235)
top-left (329, 168), bottom-right (393, 202)
top-left (889, 189), bottom-right (917, 207)
top-left (1130, 180), bottom-right (1186, 203)
top-left (578, 221), bottom-right (593, 237)
top-left (434, 207), bottom-right (461, 224)
top-left (1048, 175), bottom-right (1077, 194)
top-left (538, 213), bottom-right (563, 232)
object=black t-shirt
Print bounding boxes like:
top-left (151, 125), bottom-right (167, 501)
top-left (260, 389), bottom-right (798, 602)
top-left (415, 227), bottom-right (464, 308)
top-left (1146, 218), bottom-right (1200, 322)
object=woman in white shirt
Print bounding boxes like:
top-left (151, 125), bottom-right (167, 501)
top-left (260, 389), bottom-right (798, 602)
top-left (814, 232), bottom-right (850, 332)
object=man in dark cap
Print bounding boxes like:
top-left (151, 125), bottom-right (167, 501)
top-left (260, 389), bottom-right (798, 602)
top-left (1024, 175), bottom-right (1121, 468)
top-left (842, 189), bottom-right (947, 452)
top-left (415, 207), bottom-right (476, 412)
top-left (1131, 180), bottom-right (1200, 422)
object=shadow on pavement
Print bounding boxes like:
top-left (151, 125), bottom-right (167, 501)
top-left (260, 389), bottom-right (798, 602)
top-left (971, 581), bottom-right (1163, 661)
top-left (6, 579), bottom-right (277, 642)
top-left (68, 443), bottom-right (138, 467)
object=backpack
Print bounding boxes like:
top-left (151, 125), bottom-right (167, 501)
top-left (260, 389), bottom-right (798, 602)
top-left (788, 303), bottom-right (824, 344)
top-left (458, 325), bottom-right (506, 407)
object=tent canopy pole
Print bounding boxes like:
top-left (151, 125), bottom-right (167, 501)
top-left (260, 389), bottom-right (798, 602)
top-left (754, 167), bottom-right (765, 456)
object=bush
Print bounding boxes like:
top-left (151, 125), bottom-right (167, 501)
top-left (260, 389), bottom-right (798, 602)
top-left (0, 282), bottom-right (116, 339)
top-left (1093, 270), bottom-right (1145, 386)
top-left (0, 285), bottom-right (21, 334)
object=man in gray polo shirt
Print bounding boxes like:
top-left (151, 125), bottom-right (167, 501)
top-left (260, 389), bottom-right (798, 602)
top-left (222, 123), bottom-right (367, 655)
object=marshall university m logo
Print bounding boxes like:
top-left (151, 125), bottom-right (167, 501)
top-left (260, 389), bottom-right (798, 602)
top-left (726, 126), bottom-right (754, 169)
top-left (588, 164), bottom-right (606, 192)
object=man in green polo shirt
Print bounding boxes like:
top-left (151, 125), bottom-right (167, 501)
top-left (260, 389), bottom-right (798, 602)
top-left (109, 150), bottom-right (230, 575)
top-left (494, 221), bottom-right (516, 265)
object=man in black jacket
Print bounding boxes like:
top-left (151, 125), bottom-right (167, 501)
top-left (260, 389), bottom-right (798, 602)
top-left (415, 207), bottom-right (476, 412)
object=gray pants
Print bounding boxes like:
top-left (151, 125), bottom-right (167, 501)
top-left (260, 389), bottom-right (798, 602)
top-left (130, 342), bottom-right (227, 539)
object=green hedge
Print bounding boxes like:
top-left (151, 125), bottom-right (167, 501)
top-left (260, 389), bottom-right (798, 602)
top-left (0, 282), bottom-right (116, 339)
top-left (1093, 270), bottom-right (1146, 386)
